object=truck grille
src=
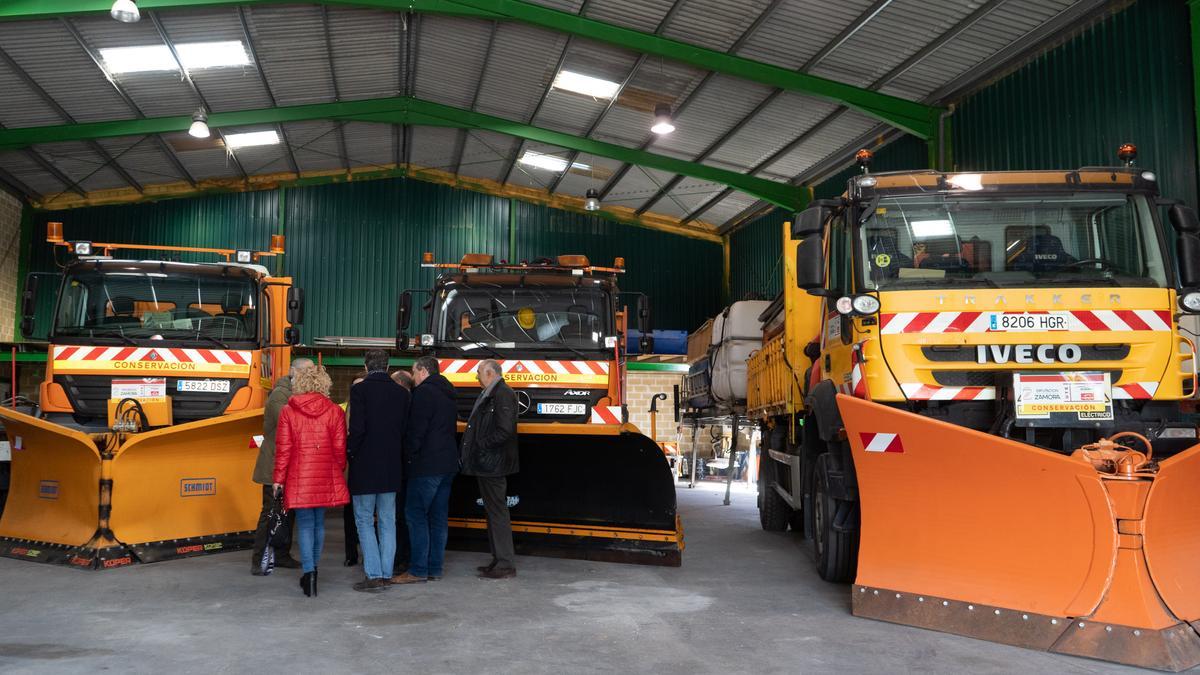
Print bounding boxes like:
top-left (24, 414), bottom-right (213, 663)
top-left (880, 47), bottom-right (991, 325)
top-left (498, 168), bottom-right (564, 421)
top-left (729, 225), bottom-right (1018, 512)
top-left (54, 375), bottom-right (246, 423)
top-left (931, 370), bottom-right (1123, 386)
top-left (921, 344), bottom-right (1130, 362)
top-left (454, 387), bottom-right (606, 424)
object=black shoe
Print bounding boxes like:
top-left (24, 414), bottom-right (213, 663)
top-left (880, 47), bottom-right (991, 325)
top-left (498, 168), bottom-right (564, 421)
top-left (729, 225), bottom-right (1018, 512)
top-left (343, 555), bottom-right (358, 567)
top-left (274, 556), bottom-right (301, 569)
top-left (478, 567), bottom-right (516, 580)
top-left (476, 560), bottom-right (498, 573)
top-left (300, 572), bottom-right (313, 597)
top-left (312, 569), bottom-right (319, 597)
top-left (251, 566), bottom-right (267, 577)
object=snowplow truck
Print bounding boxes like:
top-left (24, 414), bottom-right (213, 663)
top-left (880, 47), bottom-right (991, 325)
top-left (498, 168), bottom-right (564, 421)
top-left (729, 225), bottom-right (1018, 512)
top-left (0, 223), bottom-right (303, 569)
top-left (397, 253), bottom-right (681, 566)
top-left (749, 147), bottom-right (1200, 670)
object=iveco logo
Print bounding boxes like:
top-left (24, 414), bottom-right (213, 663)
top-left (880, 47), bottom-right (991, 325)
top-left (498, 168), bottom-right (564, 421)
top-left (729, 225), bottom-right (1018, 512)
top-left (562, 390), bottom-right (591, 396)
top-left (976, 344), bottom-right (1083, 365)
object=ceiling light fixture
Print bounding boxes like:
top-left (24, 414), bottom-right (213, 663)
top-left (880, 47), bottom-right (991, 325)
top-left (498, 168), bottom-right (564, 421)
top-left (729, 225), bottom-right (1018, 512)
top-left (99, 41), bottom-right (251, 74)
top-left (584, 189), bottom-right (601, 212)
top-left (552, 70), bottom-right (620, 99)
top-left (518, 150), bottom-right (590, 173)
top-left (651, 103), bottom-right (675, 135)
top-left (188, 108), bottom-right (210, 139)
top-left (176, 40), bottom-right (251, 69)
top-left (223, 130), bottom-right (280, 149)
top-left (110, 0), bottom-right (140, 23)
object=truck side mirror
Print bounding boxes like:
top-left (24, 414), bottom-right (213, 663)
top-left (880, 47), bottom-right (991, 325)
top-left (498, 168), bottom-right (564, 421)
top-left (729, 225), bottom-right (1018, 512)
top-left (286, 286), bottom-right (305, 326)
top-left (792, 203), bottom-right (832, 239)
top-left (21, 274), bottom-right (38, 319)
top-left (1170, 205), bottom-right (1200, 233)
top-left (637, 295), bottom-right (652, 353)
top-left (1178, 233), bottom-right (1200, 287)
top-left (396, 291), bottom-right (412, 350)
top-left (283, 326), bottom-right (301, 346)
top-left (796, 233), bottom-right (826, 290)
top-left (20, 317), bottom-right (34, 339)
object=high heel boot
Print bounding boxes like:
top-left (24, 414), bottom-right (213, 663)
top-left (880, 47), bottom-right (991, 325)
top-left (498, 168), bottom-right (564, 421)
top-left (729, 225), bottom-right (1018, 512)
top-left (312, 569), bottom-right (319, 597)
top-left (300, 572), bottom-right (313, 597)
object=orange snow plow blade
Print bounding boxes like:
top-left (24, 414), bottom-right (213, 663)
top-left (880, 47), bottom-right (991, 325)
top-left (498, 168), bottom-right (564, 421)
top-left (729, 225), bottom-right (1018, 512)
top-left (837, 394), bottom-right (1200, 671)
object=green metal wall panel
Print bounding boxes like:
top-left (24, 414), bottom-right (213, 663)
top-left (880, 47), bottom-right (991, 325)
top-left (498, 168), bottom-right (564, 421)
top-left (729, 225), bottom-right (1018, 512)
top-left (23, 176), bottom-right (718, 340)
top-left (512, 200), bottom-right (722, 331)
top-left (811, 134), bottom-right (931, 200)
top-left (953, 0), bottom-right (1197, 208)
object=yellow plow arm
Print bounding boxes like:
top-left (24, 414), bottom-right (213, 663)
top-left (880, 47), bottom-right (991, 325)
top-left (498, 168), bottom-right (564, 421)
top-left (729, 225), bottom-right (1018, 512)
top-left (837, 394), bottom-right (1200, 671)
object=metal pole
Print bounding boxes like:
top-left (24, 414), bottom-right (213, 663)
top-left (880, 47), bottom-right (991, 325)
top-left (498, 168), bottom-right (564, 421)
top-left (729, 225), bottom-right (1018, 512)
top-left (724, 415), bottom-right (739, 506)
top-left (9, 346), bottom-right (15, 408)
top-left (688, 421), bottom-right (699, 488)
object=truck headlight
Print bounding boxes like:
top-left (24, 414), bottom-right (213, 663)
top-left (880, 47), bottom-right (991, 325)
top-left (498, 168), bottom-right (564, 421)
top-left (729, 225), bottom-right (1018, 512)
top-left (420, 334), bottom-right (434, 347)
top-left (852, 295), bottom-right (880, 314)
top-left (835, 296), bottom-right (854, 315)
top-left (1181, 291), bottom-right (1200, 313)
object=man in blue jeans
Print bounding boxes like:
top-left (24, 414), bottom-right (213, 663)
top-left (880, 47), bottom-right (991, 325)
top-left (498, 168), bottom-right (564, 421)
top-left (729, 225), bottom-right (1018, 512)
top-left (391, 356), bottom-right (461, 584)
top-left (347, 350), bottom-right (410, 592)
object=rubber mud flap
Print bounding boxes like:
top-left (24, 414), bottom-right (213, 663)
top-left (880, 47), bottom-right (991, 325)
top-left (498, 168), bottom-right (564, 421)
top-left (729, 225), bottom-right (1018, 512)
top-left (1143, 443), bottom-right (1200, 623)
top-left (836, 395), bottom-right (1117, 625)
top-left (449, 428), bottom-right (681, 565)
top-left (0, 408), bottom-right (101, 549)
top-left (108, 411), bottom-right (262, 552)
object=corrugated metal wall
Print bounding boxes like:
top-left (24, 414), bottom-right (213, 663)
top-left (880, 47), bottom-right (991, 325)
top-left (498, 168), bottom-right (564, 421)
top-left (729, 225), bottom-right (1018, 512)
top-left (730, 135), bottom-right (930, 300)
top-left (27, 177), bottom-right (721, 340)
top-left (953, 0), bottom-right (1197, 207)
top-left (512, 200), bottom-right (723, 330)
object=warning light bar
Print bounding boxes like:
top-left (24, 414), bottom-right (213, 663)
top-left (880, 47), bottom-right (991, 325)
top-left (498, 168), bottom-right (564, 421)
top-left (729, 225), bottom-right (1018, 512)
top-left (47, 222), bottom-right (283, 262)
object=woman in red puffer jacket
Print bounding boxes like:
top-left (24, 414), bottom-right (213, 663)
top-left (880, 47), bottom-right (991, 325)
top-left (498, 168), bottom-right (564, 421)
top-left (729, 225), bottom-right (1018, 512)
top-left (273, 364), bottom-right (349, 597)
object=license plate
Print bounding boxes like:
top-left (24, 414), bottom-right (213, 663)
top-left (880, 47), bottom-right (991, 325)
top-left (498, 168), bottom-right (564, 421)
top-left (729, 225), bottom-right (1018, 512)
top-left (177, 379), bottom-right (230, 393)
top-left (989, 312), bottom-right (1072, 332)
top-left (537, 403), bottom-right (585, 416)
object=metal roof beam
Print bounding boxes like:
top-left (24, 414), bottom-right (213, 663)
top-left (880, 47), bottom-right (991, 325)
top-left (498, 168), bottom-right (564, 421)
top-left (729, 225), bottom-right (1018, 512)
top-left (320, 5), bottom-right (351, 173)
top-left (0, 0), bottom-right (941, 137)
top-left (451, 19), bottom-right (498, 177)
top-left (238, 7), bottom-right (300, 176)
top-left (0, 95), bottom-right (802, 208)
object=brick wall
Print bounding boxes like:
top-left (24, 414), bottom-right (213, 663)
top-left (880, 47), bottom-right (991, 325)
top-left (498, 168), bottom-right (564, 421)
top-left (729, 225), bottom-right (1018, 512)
top-left (625, 370), bottom-right (690, 452)
top-left (0, 192), bottom-right (21, 342)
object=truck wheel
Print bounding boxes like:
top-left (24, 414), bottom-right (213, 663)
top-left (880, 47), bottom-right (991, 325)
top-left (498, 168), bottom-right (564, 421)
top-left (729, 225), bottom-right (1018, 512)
top-left (758, 457), bottom-right (790, 531)
top-left (812, 457), bottom-right (856, 582)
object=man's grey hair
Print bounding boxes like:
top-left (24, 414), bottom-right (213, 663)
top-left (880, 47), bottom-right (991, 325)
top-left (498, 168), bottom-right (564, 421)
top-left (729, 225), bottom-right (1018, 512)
top-left (479, 359), bottom-right (503, 377)
top-left (413, 356), bottom-right (440, 375)
top-left (288, 357), bottom-right (314, 377)
top-left (364, 349), bottom-right (390, 373)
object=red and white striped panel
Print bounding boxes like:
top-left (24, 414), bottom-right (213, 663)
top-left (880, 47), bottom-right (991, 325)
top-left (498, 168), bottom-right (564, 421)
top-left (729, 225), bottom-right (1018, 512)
top-left (1113, 382), bottom-right (1159, 399)
top-left (880, 310), bottom-right (1172, 334)
top-left (53, 345), bottom-right (250, 365)
top-left (589, 406), bottom-right (623, 425)
top-left (439, 359), bottom-right (611, 387)
top-left (859, 432), bottom-right (904, 453)
top-left (901, 383), bottom-right (997, 401)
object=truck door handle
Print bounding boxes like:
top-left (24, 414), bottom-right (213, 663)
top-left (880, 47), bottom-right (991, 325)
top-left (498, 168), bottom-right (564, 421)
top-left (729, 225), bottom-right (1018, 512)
top-left (824, 354), bottom-right (831, 371)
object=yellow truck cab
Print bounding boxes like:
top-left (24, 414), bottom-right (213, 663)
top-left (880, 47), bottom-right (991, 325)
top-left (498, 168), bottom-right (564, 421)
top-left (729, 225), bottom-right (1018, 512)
top-left (750, 148), bottom-right (1200, 669)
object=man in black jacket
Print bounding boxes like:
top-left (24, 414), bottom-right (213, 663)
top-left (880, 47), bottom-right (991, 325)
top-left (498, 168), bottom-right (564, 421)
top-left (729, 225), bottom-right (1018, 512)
top-left (390, 357), bottom-right (461, 584)
top-left (460, 359), bottom-right (519, 579)
top-left (347, 350), bottom-right (410, 592)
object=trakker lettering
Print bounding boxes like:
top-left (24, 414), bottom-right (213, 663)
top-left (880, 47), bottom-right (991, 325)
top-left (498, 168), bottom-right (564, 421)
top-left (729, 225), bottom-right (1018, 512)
top-left (975, 344), bottom-right (1082, 365)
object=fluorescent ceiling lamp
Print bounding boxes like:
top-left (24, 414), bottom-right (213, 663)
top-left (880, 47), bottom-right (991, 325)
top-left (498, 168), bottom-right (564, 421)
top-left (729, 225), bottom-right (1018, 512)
top-left (176, 41), bottom-right (251, 69)
top-left (910, 219), bottom-right (954, 237)
top-left (552, 70), bottom-right (620, 99)
top-left (518, 151), bottom-right (590, 173)
top-left (223, 130), bottom-right (280, 149)
top-left (99, 45), bottom-right (176, 73)
top-left (100, 41), bottom-right (250, 74)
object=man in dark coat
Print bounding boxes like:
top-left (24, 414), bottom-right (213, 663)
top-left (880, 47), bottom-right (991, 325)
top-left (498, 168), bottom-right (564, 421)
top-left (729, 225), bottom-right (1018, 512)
top-left (347, 350), bottom-right (410, 592)
top-left (390, 356), bottom-right (461, 584)
top-left (249, 358), bottom-right (312, 575)
top-left (460, 359), bottom-right (519, 579)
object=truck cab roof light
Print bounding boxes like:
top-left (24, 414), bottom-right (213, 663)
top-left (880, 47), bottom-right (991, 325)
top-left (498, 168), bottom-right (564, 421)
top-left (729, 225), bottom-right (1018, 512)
top-left (557, 255), bottom-right (590, 268)
top-left (460, 253), bottom-right (494, 267)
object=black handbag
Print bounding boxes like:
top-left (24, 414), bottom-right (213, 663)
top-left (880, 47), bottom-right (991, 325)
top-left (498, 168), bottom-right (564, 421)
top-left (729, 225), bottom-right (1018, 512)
top-left (259, 488), bottom-right (287, 575)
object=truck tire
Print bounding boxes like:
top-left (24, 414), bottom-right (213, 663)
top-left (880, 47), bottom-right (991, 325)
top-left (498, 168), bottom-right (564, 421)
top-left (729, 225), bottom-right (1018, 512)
top-left (812, 456), bottom-right (856, 582)
top-left (758, 456), bottom-right (791, 531)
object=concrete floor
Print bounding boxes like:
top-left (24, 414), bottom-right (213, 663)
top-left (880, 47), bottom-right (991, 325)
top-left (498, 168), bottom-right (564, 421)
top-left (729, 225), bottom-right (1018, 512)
top-left (0, 481), bottom-right (1141, 674)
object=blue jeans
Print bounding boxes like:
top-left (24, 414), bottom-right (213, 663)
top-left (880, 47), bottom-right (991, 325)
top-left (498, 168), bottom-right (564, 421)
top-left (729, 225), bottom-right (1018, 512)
top-left (353, 492), bottom-right (396, 580)
top-left (294, 508), bottom-right (326, 574)
top-left (406, 472), bottom-right (456, 577)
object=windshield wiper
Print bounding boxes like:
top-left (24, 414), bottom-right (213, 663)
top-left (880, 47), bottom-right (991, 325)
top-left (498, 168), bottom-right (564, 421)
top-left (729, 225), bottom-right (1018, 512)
top-left (191, 334), bottom-right (229, 349)
top-left (57, 328), bottom-right (137, 345)
top-left (555, 341), bottom-right (593, 360)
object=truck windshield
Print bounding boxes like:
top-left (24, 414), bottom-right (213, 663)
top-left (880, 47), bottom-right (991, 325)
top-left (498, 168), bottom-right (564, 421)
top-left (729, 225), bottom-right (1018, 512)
top-left (432, 282), bottom-right (612, 353)
top-left (857, 193), bottom-right (1168, 290)
top-left (54, 268), bottom-right (259, 345)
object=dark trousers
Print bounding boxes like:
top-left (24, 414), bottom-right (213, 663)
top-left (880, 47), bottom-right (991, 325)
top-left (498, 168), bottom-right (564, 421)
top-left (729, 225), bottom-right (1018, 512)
top-left (251, 484), bottom-right (294, 565)
top-left (394, 479), bottom-right (411, 570)
top-left (406, 472), bottom-right (456, 577)
top-left (477, 475), bottom-right (515, 570)
top-left (343, 504), bottom-right (358, 561)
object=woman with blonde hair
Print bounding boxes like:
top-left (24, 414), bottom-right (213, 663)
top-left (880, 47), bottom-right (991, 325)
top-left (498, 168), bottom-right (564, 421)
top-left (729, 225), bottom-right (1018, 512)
top-left (273, 365), bottom-right (349, 597)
